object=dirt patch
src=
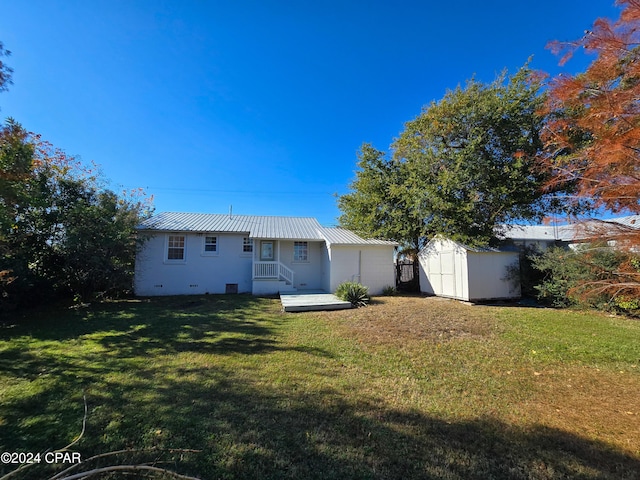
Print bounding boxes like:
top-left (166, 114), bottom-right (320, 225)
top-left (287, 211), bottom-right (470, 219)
top-left (314, 295), bottom-right (499, 345)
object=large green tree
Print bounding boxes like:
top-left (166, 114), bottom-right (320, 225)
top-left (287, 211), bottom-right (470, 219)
top-left (339, 65), bottom-right (550, 248)
top-left (338, 144), bottom-right (428, 253)
top-left (0, 120), bottom-right (153, 308)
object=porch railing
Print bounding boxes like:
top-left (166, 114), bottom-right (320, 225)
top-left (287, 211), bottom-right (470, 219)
top-left (253, 261), bottom-right (295, 285)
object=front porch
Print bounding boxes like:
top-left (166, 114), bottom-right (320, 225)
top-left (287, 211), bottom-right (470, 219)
top-left (251, 239), bottom-right (326, 295)
top-left (279, 290), bottom-right (352, 312)
top-left (253, 261), bottom-right (297, 294)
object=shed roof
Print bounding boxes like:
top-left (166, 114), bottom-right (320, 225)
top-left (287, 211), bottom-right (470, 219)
top-left (138, 212), bottom-right (397, 245)
top-left (422, 236), bottom-right (517, 255)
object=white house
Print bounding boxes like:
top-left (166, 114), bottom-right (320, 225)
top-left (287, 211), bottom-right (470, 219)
top-left (418, 237), bottom-right (521, 302)
top-left (134, 212), bottom-right (397, 296)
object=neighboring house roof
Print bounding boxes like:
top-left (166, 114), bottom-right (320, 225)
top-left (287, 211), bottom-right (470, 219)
top-left (499, 215), bottom-right (640, 243)
top-left (138, 212), bottom-right (398, 245)
top-left (500, 224), bottom-right (576, 242)
top-left (611, 215), bottom-right (640, 229)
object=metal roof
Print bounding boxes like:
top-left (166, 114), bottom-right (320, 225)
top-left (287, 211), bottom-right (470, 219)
top-left (318, 227), bottom-right (398, 246)
top-left (139, 212), bottom-right (399, 245)
top-left (500, 215), bottom-right (640, 242)
top-left (499, 224), bottom-right (576, 242)
top-left (250, 216), bottom-right (325, 240)
top-left (422, 236), bottom-right (517, 254)
top-left (612, 215), bottom-right (640, 228)
top-left (137, 212), bottom-right (319, 240)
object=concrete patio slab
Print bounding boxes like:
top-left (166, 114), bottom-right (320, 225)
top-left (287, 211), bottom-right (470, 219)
top-left (280, 291), bottom-right (352, 312)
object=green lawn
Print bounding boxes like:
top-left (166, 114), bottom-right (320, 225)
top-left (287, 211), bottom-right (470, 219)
top-left (1, 295), bottom-right (639, 479)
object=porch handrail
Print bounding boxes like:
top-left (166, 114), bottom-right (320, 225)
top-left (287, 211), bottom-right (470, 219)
top-left (278, 262), bottom-right (294, 285)
top-left (253, 261), bottom-right (295, 285)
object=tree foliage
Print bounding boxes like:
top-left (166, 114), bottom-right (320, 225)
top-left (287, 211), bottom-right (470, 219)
top-left (339, 65), bottom-right (549, 249)
top-left (0, 120), bottom-right (153, 309)
top-left (0, 41), bottom-right (12, 94)
top-left (394, 66), bottom-right (549, 246)
top-left (532, 245), bottom-right (640, 316)
top-left (536, 0), bottom-right (640, 306)
top-left (338, 144), bottom-right (427, 252)
top-left (541, 0), bottom-right (640, 214)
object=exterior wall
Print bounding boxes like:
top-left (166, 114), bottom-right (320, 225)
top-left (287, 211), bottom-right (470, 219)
top-left (250, 239), bottom-right (325, 294)
top-left (509, 239), bottom-right (556, 251)
top-left (328, 245), bottom-right (395, 295)
top-left (466, 252), bottom-right (520, 300)
top-left (278, 240), bottom-right (325, 290)
top-left (135, 231), bottom-right (394, 297)
top-left (135, 232), bottom-right (253, 296)
top-left (252, 279), bottom-right (286, 295)
top-left (321, 243), bottom-right (331, 292)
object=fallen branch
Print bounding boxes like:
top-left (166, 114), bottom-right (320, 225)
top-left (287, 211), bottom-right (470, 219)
top-left (1, 394), bottom-right (203, 480)
top-left (55, 464), bottom-right (201, 480)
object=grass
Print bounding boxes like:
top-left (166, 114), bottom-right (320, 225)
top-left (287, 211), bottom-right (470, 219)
top-left (1, 294), bottom-right (639, 479)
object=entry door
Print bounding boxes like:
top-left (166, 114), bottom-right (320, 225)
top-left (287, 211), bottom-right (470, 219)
top-left (260, 241), bottom-right (274, 261)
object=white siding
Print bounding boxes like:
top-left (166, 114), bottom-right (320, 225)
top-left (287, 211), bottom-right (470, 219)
top-left (328, 245), bottom-right (395, 295)
top-left (277, 240), bottom-right (324, 290)
top-left (466, 252), bottom-right (520, 300)
top-left (135, 233), bottom-right (253, 295)
top-left (321, 243), bottom-right (331, 292)
top-left (418, 238), bottom-right (520, 301)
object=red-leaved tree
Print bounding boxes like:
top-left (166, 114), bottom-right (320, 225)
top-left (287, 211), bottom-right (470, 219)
top-left (542, 0), bottom-right (639, 213)
top-left (538, 0), bottom-right (640, 310)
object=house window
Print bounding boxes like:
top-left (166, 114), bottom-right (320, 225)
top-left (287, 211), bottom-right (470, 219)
top-left (260, 241), bottom-right (274, 261)
top-left (243, 237), bottom-right (253, 253)
top-left (294, 241), bottom-right (308, 262)
top-left (203, 236), bottom-right (218, 254)
top-left (167, 235), bottom-right (185, 260)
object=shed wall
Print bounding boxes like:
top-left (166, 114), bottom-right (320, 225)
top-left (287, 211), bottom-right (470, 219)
top-left (466, 252), bottom-right (520, 300)
top-left (419, 238), bottom-right (521, 301)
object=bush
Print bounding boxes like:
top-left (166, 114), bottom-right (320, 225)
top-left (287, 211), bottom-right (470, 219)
top-left (335, 282), bottom-right (370, 307)
top-left (382, 285), bottom-right (397, 296)
top-left (531, 245), bottom-right (640, 315)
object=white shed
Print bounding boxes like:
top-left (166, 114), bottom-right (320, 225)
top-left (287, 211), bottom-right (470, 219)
top-left (418, 237), bottom-right (520, 302)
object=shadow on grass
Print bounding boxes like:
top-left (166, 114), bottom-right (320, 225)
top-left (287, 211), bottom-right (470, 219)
top-left (1, 295), bottom-right (289, 356)
top-left (1, 295), bottom-right (639, 479)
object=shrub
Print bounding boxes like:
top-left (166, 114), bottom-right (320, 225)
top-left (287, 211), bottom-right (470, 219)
top-left (531, 245), bottom-right (640, 315)
top-left (382, 285), bottom-right (397, 296)
top-left (335, 282), bottom-right (370, 307)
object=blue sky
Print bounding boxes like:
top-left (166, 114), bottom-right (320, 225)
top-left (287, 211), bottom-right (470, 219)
top-left (0, 0), bottom-right (622, 226)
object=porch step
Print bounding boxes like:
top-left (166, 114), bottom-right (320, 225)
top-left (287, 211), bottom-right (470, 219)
top-left (280, 292), bottom-right (352, 312)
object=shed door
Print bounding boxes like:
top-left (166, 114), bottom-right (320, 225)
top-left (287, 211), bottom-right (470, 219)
top-left (426, 250), bottom-right (456, 297)
top-left (439, 251), bottom-right (456, 298)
